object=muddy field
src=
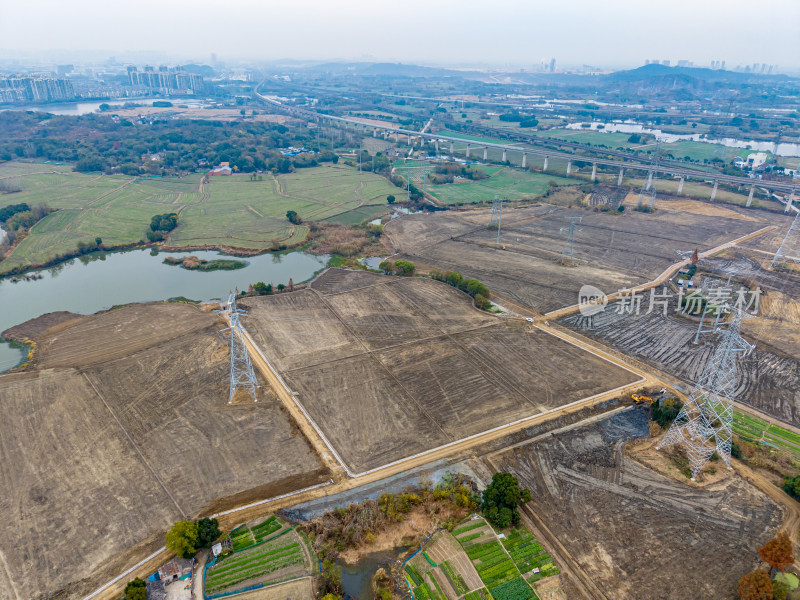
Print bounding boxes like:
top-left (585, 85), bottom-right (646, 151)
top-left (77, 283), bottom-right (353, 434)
top-left (487, 409), bottom-right (783, 600)
top-left (0, 303), bottom-right (325, 600)
top-left (560, 253), bottom-right (800, 424)
top-left (385, 198), bottom-right (770, 313)
top-left (242, 269), bottom-right (640, 474)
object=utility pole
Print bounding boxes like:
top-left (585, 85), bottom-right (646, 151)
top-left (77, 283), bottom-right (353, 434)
top-left (771, 210), bottom-right (800, 269)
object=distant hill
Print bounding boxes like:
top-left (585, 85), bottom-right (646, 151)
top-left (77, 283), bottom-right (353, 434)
top-left (605, 63), bottom-right (792, 84)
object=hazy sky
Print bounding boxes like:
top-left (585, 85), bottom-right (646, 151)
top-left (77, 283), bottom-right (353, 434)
top-left (3, 0), bottom-right (799, 70)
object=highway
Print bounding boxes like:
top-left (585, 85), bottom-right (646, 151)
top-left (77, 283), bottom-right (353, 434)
top-left (254, 82), bottom-right (799, 197)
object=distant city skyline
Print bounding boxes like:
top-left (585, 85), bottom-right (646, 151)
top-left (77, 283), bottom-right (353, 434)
top-left (1, 0), bottom-right (799, 72)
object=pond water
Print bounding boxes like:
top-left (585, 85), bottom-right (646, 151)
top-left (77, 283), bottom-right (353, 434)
top-left (565, 121), bottom-right (800, 157)
top-left (0, 98), bottom-right (175, 116)
top-left (0, 248), bottom-right (329, 371)
top-left (338, 548), bottom-right (406, 600)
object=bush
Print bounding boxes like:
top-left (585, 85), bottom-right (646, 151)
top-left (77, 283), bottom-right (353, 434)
top-left (124, 578), bottom-right (146, 600)
top-left (651, 397), bottom-right (682, 429)
top-left (150, 213), bottom-right (178, 232)
top-left (394, 260), bottom-right (415, 276)
top-left (286, 210), bottom-right (302, 225)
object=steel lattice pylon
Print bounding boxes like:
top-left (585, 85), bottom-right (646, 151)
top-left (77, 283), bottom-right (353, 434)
top-left (560, 217), bottom-right (582, 265)
top-left (489, 196), bottom-right (503, 245)
top-left (658, 307), bottom-right (754, 479)
top-left (636, 140), bottom-right (661, 211)
top-left (771, 211), bottom-right (800, 269)
top-left (221, 292), bottom-right (258, 404)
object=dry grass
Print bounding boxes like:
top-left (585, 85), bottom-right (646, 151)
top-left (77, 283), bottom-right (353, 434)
top-left (306, 221), bottom-right (388, 257)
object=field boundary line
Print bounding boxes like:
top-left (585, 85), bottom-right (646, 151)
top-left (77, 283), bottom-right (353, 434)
top-left (242, 303), bottom-right (646, 479)
top-left (83, 546), bottom-right (166, 600)
top-left (348, 373), bottom-right (646, 479)
top-left (82, 372), bottom-right (187, 518)
top-left (211, 479), bottom-right (334, 518)
top-left (0, 546), bottom-right (21, 600)
top-left (238, 326), bottom-right (355, 477)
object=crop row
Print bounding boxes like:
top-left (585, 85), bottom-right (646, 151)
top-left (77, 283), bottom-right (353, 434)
top-left (206, 549), bottom-right (303, 581)
top-left (465, 540), bottom-right (504, 560)
top-left (205, 554), bottom-right (303, 593)
top-left (210, 542), bottom-right (300, 576)
top-left (464, 589), bottom-right (490, 600)
top-left (441, 561), bottom-right (469, 595)
top-left (766, 425), bottom-right (800, 447)
top-left (405, 563), bottom-right (424, 586)
top-left (251, 516), bottom-right (282, 540)
top-left (206, 547), bottom-right (302, 584)
top-left (457, 532), bottom-right (484, 544)
top-left (453, 521), bottom-right (486, 536)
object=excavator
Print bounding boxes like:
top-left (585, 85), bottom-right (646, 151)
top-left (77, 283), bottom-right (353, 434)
top-left (632, 394), bottom-right (654, 405)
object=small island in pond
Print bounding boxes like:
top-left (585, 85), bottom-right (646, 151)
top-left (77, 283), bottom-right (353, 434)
top-left (163, 255), bottom-right (247, 271)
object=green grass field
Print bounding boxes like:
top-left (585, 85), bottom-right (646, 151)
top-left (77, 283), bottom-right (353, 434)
top-left (427, 165), bottom-right (572, 204)
top-left (0, 162), bottom-right (397, 273)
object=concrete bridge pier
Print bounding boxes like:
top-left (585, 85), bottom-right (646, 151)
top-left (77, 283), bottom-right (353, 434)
top-left (502, 150), bottom-right (507, 162)
top-left (591, 163), bottom-right (597, 181)
top-left (617, 168), bottom-right (624, 186)
top-left (678, 176), bottom-right (684, 195)
top-left (786, 192), bottom-right (795, 212)
top-left (521, 153), bottom-right (527, 168)
top-left (435, 140), bottom-right (439, 153)
top-left (450, 142), bottom-right (454, 154)
top-left (710, 180), bottom-right (718, 201)
top-left (373, 128), bottom-right (378, 137)
top-left (646, 171), bottom-right (653, 191)
top-left (408, 135), bottom-right (413, 146)
top-left (543, 156), bottom-right (549, 171)
top-left (483, 147), bottom-right (488, 161)
top-left (747, 185), bottom-right (755, 207)
top-left (566, 161), bottom-right (571, 177)
top-left (466, 144), bottom-right (471, 158)
top-left (394, 132), bottom-right (399, 143)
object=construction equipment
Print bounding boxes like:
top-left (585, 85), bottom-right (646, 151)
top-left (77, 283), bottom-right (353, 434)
top-left (632, 394), bottom-right (654, 404)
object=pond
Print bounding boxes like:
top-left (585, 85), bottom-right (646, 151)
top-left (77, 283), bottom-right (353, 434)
top-left (0, 247), bottom-right (329, 371)
top-left (565, 121), bottom-right (800, 157)
top-left (0, 98), bottom-right (177, 116)
top-left (338, 548), bottom-right (407, 600)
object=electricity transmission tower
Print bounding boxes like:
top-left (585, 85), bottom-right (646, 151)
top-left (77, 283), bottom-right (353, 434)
top-left (560, 217), bottom-right (582, 265)
top-left (658, 307), bottom-right (754, 479)
top-left (636, 140), bottom-right (661, 211)
top-left (692, 275), bottom-right (733, 344)
top-left (220, 292), bottom-right (258, 404)
top-left (771, 211), bottom-right (800, 269)
top-left (489, 196), bottom-right (503, 245)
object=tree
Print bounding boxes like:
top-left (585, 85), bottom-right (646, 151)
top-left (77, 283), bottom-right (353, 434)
top-left (759, 533), bottom-right (794, 575)
top-left (481, 472), bottom-right (532, 529)
top-left (378, 260), bottom-right (394, 275)
top-left (738, 569), bottom-right (773, 600)
top-left (166, 520), bottom-right (199, 559)
top-left (286, 210), bottom-right (302, 225)
top-left (394, 260), bottom-right (415, 276)
top-left (319, 559), bottom-right (342, 597)
top-left (196, 517), bottom-right (220, 549)
top-left (465, 279), bottom-right (490, 300)
top-left (124, 577), bottom-right (146, 600)
top-left (387, 195), bottom-right (396, 204)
